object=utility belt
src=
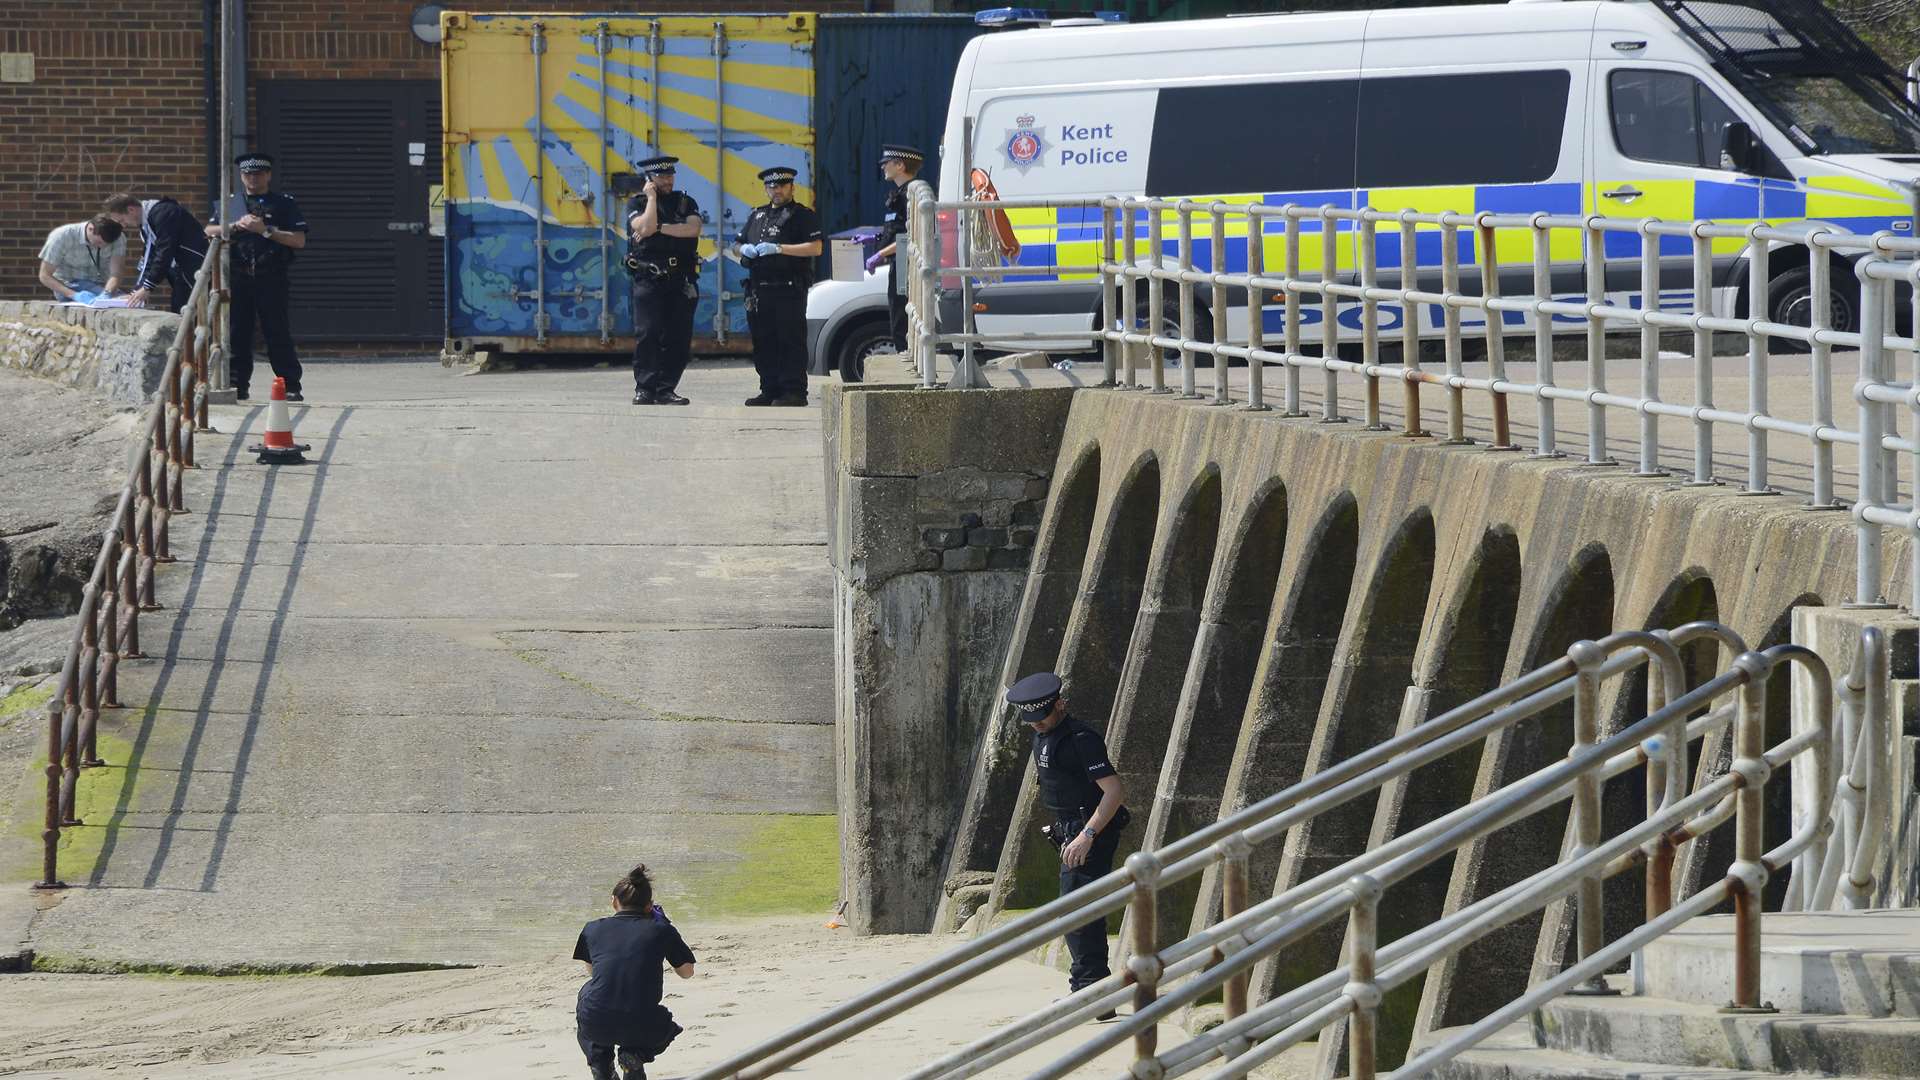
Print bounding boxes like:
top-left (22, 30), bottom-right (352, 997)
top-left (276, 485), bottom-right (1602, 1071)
top-left (230, 259), bottom-right (287, 279)
top-left (746, 277), bottom-right (808, 291)
top-left (1041, 804), bottom-right (1130, 849)
top-left (626, 250), bottom-right (697, 279)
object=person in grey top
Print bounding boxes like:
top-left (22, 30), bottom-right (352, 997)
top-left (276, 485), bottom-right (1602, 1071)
top-left (37, 214), bottom-right (126, 300)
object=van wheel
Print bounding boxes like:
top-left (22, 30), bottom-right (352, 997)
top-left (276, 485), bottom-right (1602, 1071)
top-left (1766, 265), bottom-right (1857, 355)
top-left (1128, 300), bottom-right (1216, 369)
top-left (834, 317), bottom-right (894, 383)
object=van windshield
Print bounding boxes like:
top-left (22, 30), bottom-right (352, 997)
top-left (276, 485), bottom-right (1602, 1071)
top-left (1743, 72), bottom-right (1920, 155)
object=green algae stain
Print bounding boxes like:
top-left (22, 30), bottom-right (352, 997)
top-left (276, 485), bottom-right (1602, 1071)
top-left (3, 727), bottom-right (139, 886)
top-left (0, 682), bottom-right (54, 723)
top-left (666, 814), bottom-right (841, 919)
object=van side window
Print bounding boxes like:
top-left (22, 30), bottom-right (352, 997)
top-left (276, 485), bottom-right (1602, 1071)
top-left (1355, 70), bottom-right (1571, 187)
top-left (1146, 80), bottom-right (1359, 196)
top-left (1610, 70), bottom-right (1740, 169)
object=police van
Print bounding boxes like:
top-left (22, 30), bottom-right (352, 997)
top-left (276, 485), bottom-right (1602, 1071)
top-left (806, 0), bottom-right (1920, 377)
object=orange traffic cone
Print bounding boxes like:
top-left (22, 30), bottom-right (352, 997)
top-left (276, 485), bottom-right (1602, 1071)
top-left (249, 377), bottom-right (311, 464)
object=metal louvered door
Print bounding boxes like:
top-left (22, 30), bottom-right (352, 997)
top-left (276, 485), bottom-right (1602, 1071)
top-left (259, 80), bottom-right (442, 340)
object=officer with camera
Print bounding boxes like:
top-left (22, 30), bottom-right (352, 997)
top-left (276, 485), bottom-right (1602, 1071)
top-left (205, 152), bottom-right (308, 401)
top-left (735, 165), bottom-right (823, 407)
top-left (626, 155), bottom-right (704, 406)
top-left (1006, 671), bottom-right (1129, 1011)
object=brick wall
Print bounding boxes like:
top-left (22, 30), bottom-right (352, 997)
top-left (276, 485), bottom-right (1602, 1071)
top-left (2, 0), bottom-right (876, 312)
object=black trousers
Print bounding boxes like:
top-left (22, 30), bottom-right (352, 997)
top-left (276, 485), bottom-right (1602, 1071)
top-left (577, 1017), bottom-right (680, 1079)
top-left (1056, 814), bottom-right (1124, 991)
top-left (747, 283), bottom-right (808, 398)
top-left (631, 276), bottom-right (698, 395)
top-left (229, 269), bottom-right (301, 394)
top-left (886, 264), bottom-right (907, 350)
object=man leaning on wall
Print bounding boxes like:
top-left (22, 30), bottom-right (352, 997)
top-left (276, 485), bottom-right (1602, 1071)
top-left (37, 214), bottom-right (126, 301)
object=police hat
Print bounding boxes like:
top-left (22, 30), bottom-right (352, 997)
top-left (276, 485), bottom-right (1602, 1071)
top-left (639, 155), bottom-right (679, 176)
top-left (1006, 672), bottom-right (1063, 717)
top-left (878, 144), bottom-right (925, 166)
top-left (758, 166), bottom-right (797, 184)
top-left (235, 152), bottom-right (274, 173)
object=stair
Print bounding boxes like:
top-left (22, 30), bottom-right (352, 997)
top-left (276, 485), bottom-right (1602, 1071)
top-left (1419, 911), bottom-right (1920, 1080)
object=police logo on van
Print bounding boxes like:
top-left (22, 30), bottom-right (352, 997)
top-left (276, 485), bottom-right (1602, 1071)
top-left (1002, 114), bottom-right (1049, 175)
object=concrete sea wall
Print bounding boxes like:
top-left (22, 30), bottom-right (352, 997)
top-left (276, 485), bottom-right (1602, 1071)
top-left (0, 301), bottom-right (178, 405)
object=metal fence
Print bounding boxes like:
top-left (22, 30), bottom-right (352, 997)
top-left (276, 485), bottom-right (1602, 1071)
top-left (900, 181), bottom-right (1920, 611)
top-left (33, 239), bottom-right (227, 892)
top-left (691, 622), bottom-right (1893, 1079)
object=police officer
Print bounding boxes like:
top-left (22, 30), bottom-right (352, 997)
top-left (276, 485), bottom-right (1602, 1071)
top-left (862, 144), bottom-right (924, 361)
top-left (205, 153), bottom-right (308, 402)
top-left (736, 165), bottom-right (823, 407)
top-left (626, 155), bottom-right (704, 406)
top-left (1007, 671), bottom-right (1129, 1011)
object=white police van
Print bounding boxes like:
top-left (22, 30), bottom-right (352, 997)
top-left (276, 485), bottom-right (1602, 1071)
top-left (807, 0), bottom-right (1920, 377)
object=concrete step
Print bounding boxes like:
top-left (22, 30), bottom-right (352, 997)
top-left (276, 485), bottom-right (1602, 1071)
top-left (1421, 1021), bottom-right (1878, 1080)
top-left (1641, 911), bottom-right (1920, 1018)
top-left (1533, 979), bottom-right (1920, 1078)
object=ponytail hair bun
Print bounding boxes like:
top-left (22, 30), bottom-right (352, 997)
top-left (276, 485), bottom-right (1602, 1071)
top-left (612, 863), bottom-right (654, 912)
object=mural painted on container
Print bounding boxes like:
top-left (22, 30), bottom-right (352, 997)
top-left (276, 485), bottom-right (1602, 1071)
top-left (442, 13), bottom-right (816, 343)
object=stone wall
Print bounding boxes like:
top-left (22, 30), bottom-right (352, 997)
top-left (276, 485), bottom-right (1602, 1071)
top-left (824, 383), bottom-right (1077, 933)
top-left (0, 301), bottom-right (177, 404)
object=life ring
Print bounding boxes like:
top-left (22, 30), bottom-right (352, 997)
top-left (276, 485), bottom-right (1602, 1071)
top-left (970, 167), bottom-right (1021, 260)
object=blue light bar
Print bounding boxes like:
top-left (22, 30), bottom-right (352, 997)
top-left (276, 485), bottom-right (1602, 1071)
top-left (973, 8), bottom-right (1129, 27)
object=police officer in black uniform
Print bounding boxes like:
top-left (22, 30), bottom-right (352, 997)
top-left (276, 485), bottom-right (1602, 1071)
top-left (736, 165), bottom-right (824, 407)
top-left (1007, 671), bottom-right (1129, 1010)
top-left (626, 155), bottom-right (704, 406)
top-left (206, 153), bottom-right (308, 401)
top-left (862, 144), bottom-right (924, 361)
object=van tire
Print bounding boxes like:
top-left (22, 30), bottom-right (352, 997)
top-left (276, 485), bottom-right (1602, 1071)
top-left (834, 316), bottom-right (894, 383)
top-left (1098, 298), bottom-right (1216, 368)
top-left (1765, 265), bottom-right (1857, 355)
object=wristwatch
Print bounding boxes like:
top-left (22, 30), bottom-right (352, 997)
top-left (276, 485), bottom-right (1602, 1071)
top-left (1081, 826), bottom-right (1097, 839)
top-left (264, 225), bottom-right (277, 239)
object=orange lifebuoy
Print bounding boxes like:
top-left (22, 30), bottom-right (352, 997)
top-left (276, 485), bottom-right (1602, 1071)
top-left (970, 167), bottom-right (1021, 260)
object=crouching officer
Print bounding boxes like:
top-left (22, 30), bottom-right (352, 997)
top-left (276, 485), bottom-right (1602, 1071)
top-left (736, 165), bottom-right (823, 407)
top-left (627, 155), bottom-right (703, 406)
top-left (206, 152), bottom-right (308, 402)
top-left (1008, 671), bottom-right (1129, 1010)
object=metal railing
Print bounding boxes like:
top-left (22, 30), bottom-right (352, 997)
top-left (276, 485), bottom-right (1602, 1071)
top-left (901, 182), bottom-right (1920, 611)
top-left (1792, 625), bottom-right (1890, 911)
top-left (691, 622), bottom-right (1872, 1079)
top-left (34, 238), bottom-right (227, 891)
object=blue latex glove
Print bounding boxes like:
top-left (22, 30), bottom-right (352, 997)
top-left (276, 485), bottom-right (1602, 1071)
top-left (864, 251), bottom-right (887, 273)
top-left (650, 903), bottom-right (672, 926)
top-left (748, 242), bottom-right (782, 258)
top-left (70, 290), bottom-right (97, 304)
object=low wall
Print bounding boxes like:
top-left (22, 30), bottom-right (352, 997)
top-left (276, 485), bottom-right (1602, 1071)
top-left (0, 301), bottom-right (179, 405)
top-left (825, 383), bottom-right (1077, 933)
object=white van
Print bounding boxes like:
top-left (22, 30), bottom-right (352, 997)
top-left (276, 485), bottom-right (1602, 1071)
top-left (807, 0), bottom-right (1920, 377)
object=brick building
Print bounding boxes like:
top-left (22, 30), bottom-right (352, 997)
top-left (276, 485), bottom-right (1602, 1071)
top-left (0, 1), bottom-right (870, 339)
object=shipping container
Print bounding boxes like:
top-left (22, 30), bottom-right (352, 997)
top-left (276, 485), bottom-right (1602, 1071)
top-left (440, 11), bottom-right (982, 356)
top-left (441, 12), bottom-right (817, 353)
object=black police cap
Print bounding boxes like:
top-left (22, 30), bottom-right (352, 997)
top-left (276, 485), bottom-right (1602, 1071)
top-left (879, 144), bottom-right (925, 165)
top-left (639, 155), bottom-right (679, 175)
top-left (1006, 672), bottom-right (1063, 715)
top-left (236, 152), bottom-right (274, 172)
top-left (758, 166), bottom-right (797, 184)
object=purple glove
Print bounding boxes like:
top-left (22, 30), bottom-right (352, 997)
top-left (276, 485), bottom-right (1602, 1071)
top-left (864, 251), bottom-right (886, 273)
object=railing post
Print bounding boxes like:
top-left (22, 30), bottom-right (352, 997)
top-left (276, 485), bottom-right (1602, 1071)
top-left (1636, 220), bottom-right (1664, 476)
top-left (1149, 205), bottom-right (1168, 394)
top-left (1530, 215), bottom-right (1556, 457)
top-left (1726, 664), bottom-right (1772, 1012)
top-left (1220, 834), bottom-right (1252, 1018)
top-left (1283, 208), bottom-right (1304, 416)
top-left (1245, 204), bottom-right (1268, 412)
top-left (1807, 233), bottom-right (1838, 507)
top-left (1856, 262), bottom-right (1887, 606)
top-left (1345, 874), bottom-right (1383, 1080)
top-left (1688, 226), bottom-right (1716, 486)
top-left (1478, 214), bottom-right (1514, 449)
top-left (1745, 233), bottom-right (1772, 493)
top-left (1584, 216), bottom-right (1612, 465)
top-left (1440, 217), bottom-right (1466, 442)
top-left (1211, 203), bottom-right (1230, 405)
top-left (1101, 199), bottom-right (1118, 388)
top-left (1567, 640), bottom-right (1616, 995)
top-left (1178, 201), bottom-right (1198, 398)
top-left (1121, 201), bottom-right (1139, 389)
top-left (1125, 851), bottom-right (1164, 1065)
top-left (1320, 205), bottom-right (1342, 422)
top-left (1402, 214), bottom-right (1425, 438)
top-left (1360, 214), bottom-right (1384, 430)
top-left (36, 698), bottom-right (66, 889)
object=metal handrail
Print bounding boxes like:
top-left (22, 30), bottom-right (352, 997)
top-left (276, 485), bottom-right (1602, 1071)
top-left (690, 621), bottom-right (1849, 1079)
top-left (901, 183), bottom-right (1920, 610)
top-left (35, 237), bottom-right (227, 890)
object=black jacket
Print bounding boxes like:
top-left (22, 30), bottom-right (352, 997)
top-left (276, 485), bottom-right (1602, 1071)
top-left (135, 197), bottom-right (209, 290)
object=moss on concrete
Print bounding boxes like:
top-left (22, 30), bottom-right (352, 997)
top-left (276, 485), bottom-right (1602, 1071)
top-left (3, 727), bottom-right (138, 886)
top-left (0, 681), bottom-right (54, 723)
top-left (668, 814), bottom-right (840, 919)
